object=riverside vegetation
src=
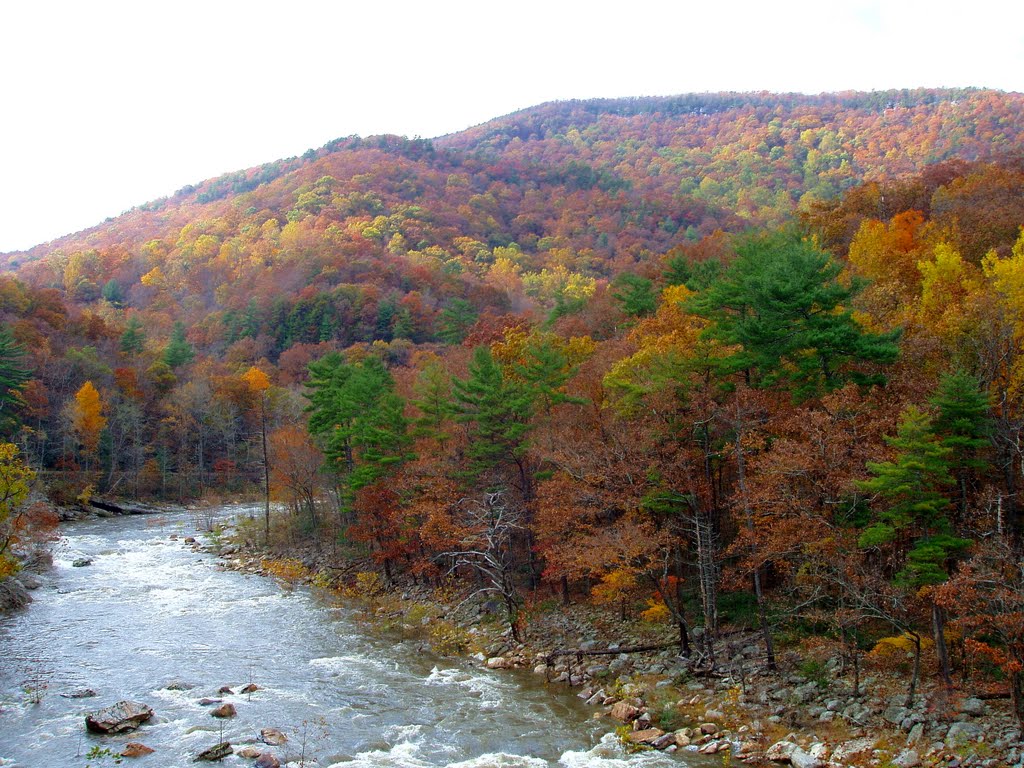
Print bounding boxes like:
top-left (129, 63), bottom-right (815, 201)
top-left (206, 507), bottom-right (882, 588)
top-left (0, 91), bottom-right (1023, 767)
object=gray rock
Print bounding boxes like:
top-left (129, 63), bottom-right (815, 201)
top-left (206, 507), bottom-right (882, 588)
top-left (85, 700), bottom-right (154, 734)
top-left (72, 557), bottom-right (93, 567)
top-left (789, 747), bottom-right (824, 768)
top-left (907, 722), bottom-right (925, 745)
top-left (16, 573), bottom-right (42, 590)
top-left (960, 697), bottom-right (986, 716)
top-left (946, 721), bottom-right (984, 748)
top-left (892, 749), bottom-right (921, 768)
top-left (0, 577), bottom-right (32, 610)
top-left (254, 753), bottom-right (280, 768)
top-left (765, 740), bottom-right (796, 762)
top-left (60, 688), bottom-right (98, 699)
top-left (883, 705), bottom-right (910, 725)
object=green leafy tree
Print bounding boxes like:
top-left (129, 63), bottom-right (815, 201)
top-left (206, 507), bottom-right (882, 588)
top-left (162, 322), bottom-right (194, 369)
top-left (691, 230), bottom-right (900, 399)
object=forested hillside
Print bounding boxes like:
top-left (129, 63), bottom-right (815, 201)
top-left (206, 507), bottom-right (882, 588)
top-left (1, 89), bottom-right (1023, 722)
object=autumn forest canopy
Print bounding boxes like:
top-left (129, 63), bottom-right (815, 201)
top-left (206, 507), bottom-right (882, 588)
top-left (3, 89), bottom-right (1024, 719)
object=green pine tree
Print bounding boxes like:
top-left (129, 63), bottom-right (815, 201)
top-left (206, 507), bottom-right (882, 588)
top-left (691, 230), bottom-right (900, 399)
top-left (437, 298), bottom-right (477, 344)
top-left (452, 346), bottom-right (533, 486)
top-left (120, 316), bottom-right (147, 355)
top-left (412, 360), bottom-right (453, 448)
top-left (162, 322), bottom-right (194, 368)
top-left (306, 353), bottom-right (412, 494)
top-left (929, 371), bottom-right (992, 516)
top-left (0, 326), bottom-right (29, 437)
top-left (611, 273), bottom-right (657, 318)
top-left (857, 406), bottom-right (968, 587)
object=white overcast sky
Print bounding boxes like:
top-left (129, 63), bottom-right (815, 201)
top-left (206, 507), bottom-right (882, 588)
top-left (1, 0), bottom-right (1022, 252)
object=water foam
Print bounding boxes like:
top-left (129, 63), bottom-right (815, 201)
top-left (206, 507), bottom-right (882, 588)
top-left (558, 733), bottom-right (679, 768)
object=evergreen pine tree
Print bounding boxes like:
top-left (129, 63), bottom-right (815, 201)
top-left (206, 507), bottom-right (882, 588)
top-left (691, 230), bottom-right (900, 398)
top-left (162, 322), bottom-right (194, 368)
top-left (0, 326), bottom-right (29, 437)
top-left (929, 371), bottom-right (992, 516)
top-left (120, 316), bottom-right (147, 355)
top-left (452, 346), bottom-right (533, 485)
top-left (857, 406), bottom-right (968, 587)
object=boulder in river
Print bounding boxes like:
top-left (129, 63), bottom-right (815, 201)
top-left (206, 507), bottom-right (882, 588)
top-left (240, 683), bottom-right (260, 694)
top-left (210, 702), bottom-right (236, 718)
top-left (164, 680), bottom-right (197, 691)
top-left (254, 754), bottom-right (281, 768)
top-left (258, 728), bottom-right (287, 746)
top-left (60, 687), bottom-right (97, 699)
top-left (85, 700), bottom-right (154, 733)
top-left (194, 742), bottom-right (232, 761)
top-left (218, 685), bottom-right (234, 694)
top-left (121, 742), bottom-right (155, 758)
top-left (72, 557), bottom-right (93, 567)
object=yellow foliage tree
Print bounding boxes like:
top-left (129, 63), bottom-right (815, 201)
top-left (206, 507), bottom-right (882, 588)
top-left (71, 381), bottom-right (107, 458)
top-left (0, 443), bottom-right (35, 576)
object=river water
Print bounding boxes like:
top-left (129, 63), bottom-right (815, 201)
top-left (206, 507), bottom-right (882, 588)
top-left (0, 509), bottom-right (723, 768)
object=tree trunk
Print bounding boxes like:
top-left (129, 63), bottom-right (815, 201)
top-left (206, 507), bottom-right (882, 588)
top-left (752, 567), bottom-right (776, 671)
top-left (932, 601), bottom-right (953, 689)
top-left (905, 631), bottom-right (922, 708)
top-left (1012, 669), bottom-right (1024, 726)
top-left (260, 396), bottom-right (270, 547)
top-left (733, 412), bottom-right (776, 672)
top-left (560, 574), bottom-right (570, 606)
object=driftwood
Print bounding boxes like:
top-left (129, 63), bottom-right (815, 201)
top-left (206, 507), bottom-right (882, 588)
top-left (88, 498), bottom-right (163, 516)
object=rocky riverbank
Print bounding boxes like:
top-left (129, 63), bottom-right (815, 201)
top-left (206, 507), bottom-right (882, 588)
top-left (205, 533), bottom-right (1023, 768)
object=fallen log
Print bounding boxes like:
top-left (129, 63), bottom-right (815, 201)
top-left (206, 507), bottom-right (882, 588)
top-left (88, 498), bottom-right (163, 516)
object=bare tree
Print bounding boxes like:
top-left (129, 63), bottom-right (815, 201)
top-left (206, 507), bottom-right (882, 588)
top-left (440, 490), bottom-right (523, 642)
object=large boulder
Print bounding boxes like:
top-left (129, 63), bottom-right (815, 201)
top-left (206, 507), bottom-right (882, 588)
top-left (85, 701), bottom-right (154, 734)
top-left (258, 728), bottom-right (287, 746)
top-left (609, 701), bottom-right (640, 722)
top-left (945, 721), bottom-right (984, 748)
top-left (210, 703), bottom-right (236, 718)
top-left (0, 577), bottom-right (32, 611)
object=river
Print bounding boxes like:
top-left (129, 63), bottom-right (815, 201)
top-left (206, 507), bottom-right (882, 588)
top-left (0, 508), bottom-right (724, 767)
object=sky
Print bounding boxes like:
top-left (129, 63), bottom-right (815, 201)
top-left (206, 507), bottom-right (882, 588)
top-left (1, 0), bottom-right (1022, 252)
